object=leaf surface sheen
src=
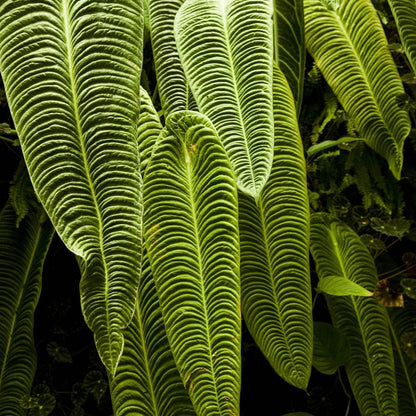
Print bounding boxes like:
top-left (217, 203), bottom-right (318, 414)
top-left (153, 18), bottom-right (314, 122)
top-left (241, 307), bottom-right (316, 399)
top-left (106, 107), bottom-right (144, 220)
top-left (304, 0), bottom-right (411, 179)
top-left (175, 0), bottom-right (274, 199)
top-left (310, 214), bottom-right (399, 416)
top-left (144, 111), bottom-right (240, 416)
top-left (0, 0), bottom-right (144, 375)
top-left (239, 67), bottom-right (312, 390)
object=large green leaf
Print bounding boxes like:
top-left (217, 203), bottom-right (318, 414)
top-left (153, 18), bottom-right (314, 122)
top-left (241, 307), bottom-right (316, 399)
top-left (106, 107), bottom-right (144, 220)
top-left (148, 0), bottom-right (196, 115)
top-left (273, 0), bottom-right (305, 114)
top-left (0, 199), bottom-right (54, 414)
top-left (239, 67), bottom-right (312, 389)
top-left (388, 0), bottom-right (416, 75)
top-left (304, 0), bottom-right (411, 179)
top-left (310, 214), bottom-right (398, 416)
top-left (144, 111), bottom-right (240, 415)
top-left (0, 1), bottom-right (144, 375)
top-left (109, 254), bottom-right (195, 416)
top-left (388, 303), bottom-right (416, 415)
top-left (175, 0), bottom-right (274, 199)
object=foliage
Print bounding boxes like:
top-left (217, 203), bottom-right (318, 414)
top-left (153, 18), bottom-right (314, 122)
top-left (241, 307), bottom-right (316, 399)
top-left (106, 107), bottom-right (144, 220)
top-left (0, 0), bottom-right (416, 415)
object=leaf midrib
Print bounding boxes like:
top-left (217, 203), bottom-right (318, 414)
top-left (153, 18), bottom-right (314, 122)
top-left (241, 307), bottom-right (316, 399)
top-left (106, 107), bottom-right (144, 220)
top-left (257, 195), bottom-right (301, 380)
top-left (219, 0), bottom-right (256, 194)
top-left (184, 144), bottom-right (221, 411)
top-left (133, 303), bottom-right (160, 415)
top-left (330, 7), bottom-right (400, 150)
top-left (328, 227), bottom-right (385, 413)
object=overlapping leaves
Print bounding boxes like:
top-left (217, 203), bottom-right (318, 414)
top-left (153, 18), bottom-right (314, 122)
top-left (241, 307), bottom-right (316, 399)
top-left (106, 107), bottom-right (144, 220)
top-left (310, 214), bottom-right (398, 415)
top-left (175, 0), bottom-right (274, 199)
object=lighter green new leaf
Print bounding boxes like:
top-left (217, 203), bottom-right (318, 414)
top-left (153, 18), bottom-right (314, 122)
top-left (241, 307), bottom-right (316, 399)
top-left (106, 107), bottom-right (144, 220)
top-left (239, 67), bottom-right (312, 389)
top-left (304, 0), bottom-right (411, 179)
top-left (175, 0), bottom-right (274, 199)
top-left (317, 275), bottom-right (373, 297)
top-left (0, 200), bottom-right (54, 415)
top-left (144, 111), bottom-right (240, 415)
top-left (0, 1), bottom-right (144, 375)
top-left (388, 0), bottom-right (416, 76)
top-left (310, 214), bottom-right (398, 416)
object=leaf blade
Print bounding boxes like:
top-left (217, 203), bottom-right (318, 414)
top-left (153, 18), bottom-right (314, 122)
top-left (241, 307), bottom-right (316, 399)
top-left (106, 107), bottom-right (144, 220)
top-left (304, 0), bottom-right (411, 179)
top-left (239, 67), bottom-right (312, 389)
top-left (310, 214), bottom-right (399, 416)
top-left (175, 0), bottom-right (274, 199)
top-left (143, 111), bottom-right (240, 415)
top-left (0, 1), bottom-right (144, 374)
top-left (0, 200), bottom-right (54, 415)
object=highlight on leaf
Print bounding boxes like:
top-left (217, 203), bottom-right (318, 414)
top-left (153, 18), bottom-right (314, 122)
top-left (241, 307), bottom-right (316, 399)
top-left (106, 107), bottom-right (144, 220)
top-left (317, 276), bottom-right (373, 297)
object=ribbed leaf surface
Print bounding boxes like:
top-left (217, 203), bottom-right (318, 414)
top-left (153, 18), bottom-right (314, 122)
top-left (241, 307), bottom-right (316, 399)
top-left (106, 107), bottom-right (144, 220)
top-left (0, 1), bottom-right (144, 374)
top-left (110, 254), bottom-right (195, 416)
top-left (273, 0), bottom-right (305, 113)
top-left (388, 0), bottom-right (416, 75)
top-left (389, 303), bottom-right (416, 415)
top-left (304, 0), bottom-right (410, 179)
top-left (0, 201), bottom-right (54, 415)
top-left (239, 67), bottom-right (312, 389)
top-left (144, 111), bottom-right (240, 415)
top-left (175, 0), bottom-right (274, 199)
top-left (138, 87), bottom-right (163, 173)
top-left (149, 0), bottom-right (196, 115)
top-left (310, 214), bottom-right (398, 416)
